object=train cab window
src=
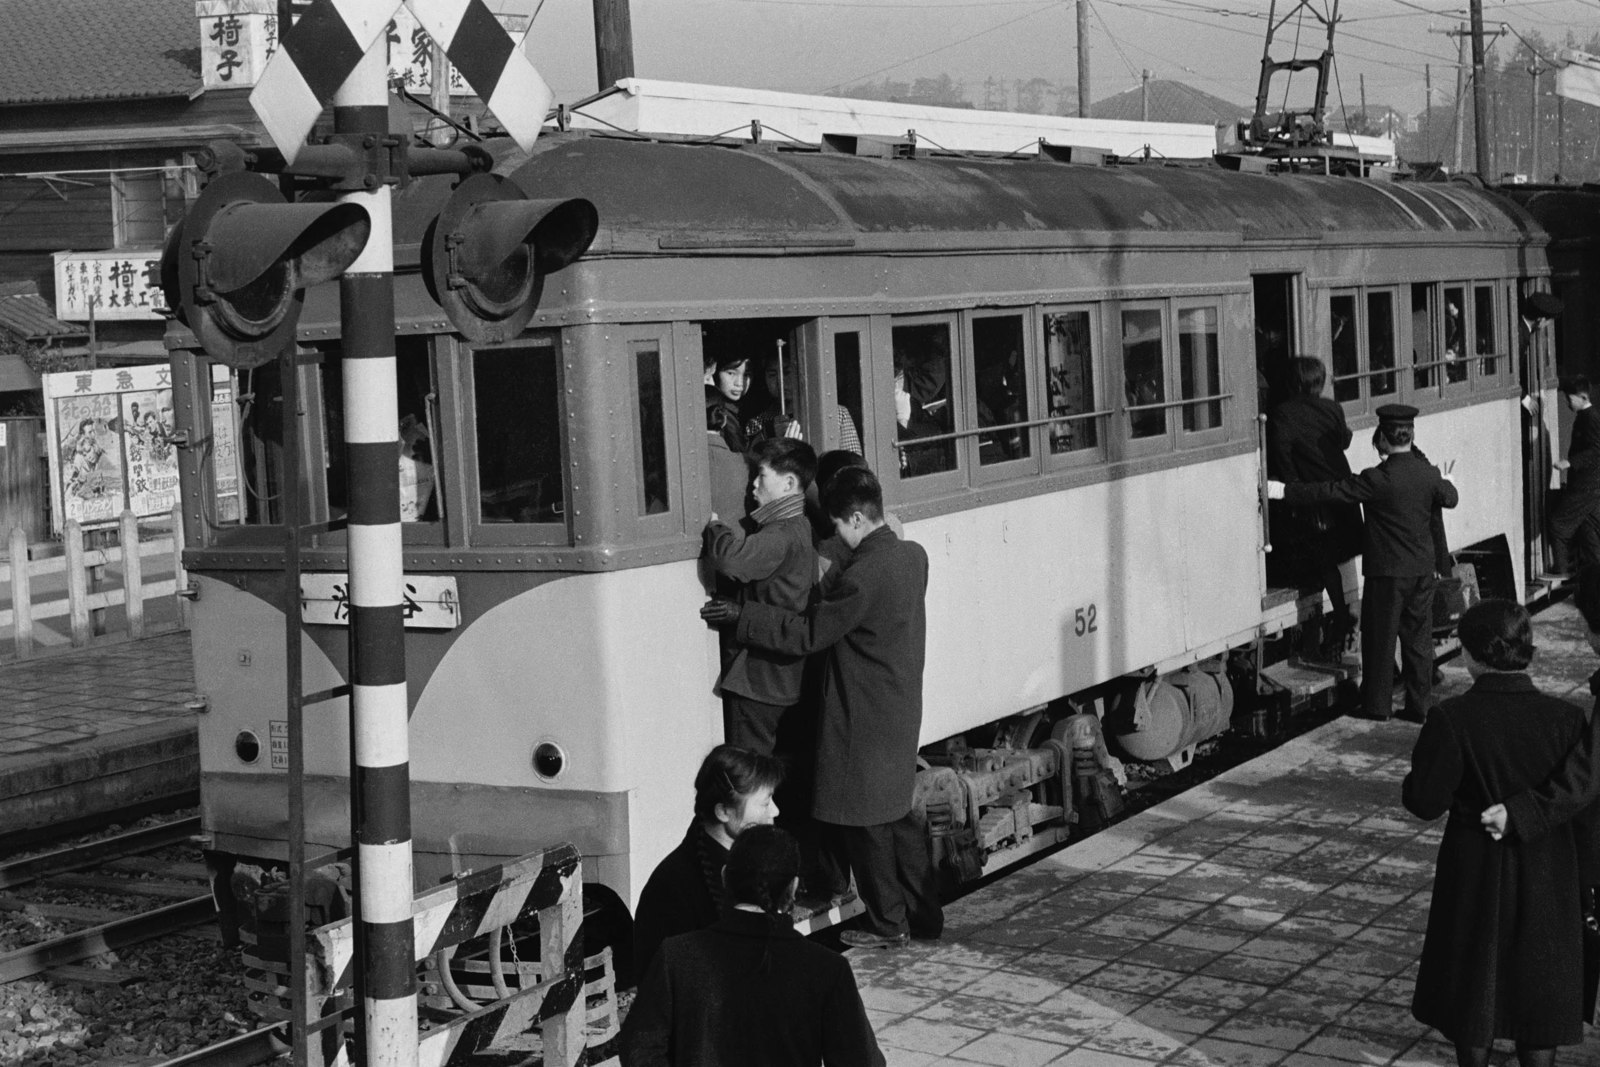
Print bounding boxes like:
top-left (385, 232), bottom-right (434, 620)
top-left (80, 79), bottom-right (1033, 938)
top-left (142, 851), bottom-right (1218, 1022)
top-left (1329, 293), bottom-right (1360, 404)
top-left (892, 320), bottom-right (958, 478)
top-left (1367, 291), bottom-right (1398, 400)
top-left (1475, 284), bottom-right (1500, 379)
top-left (1411, 283), bottom-right (1439, 394)
top-left (472, 334), bottom-right (565, 528)
top-left (1177, 305), bottom-right (1223, 435)
top-left (972, 313), bottom-right (1031, 466)
top-left (1044, 308), bottom-right (1100, 457)
top-left (1121, 307), bottom-right (1167, 440)
top-left (632, 342), bottom-right (671, 516)
top-left (319, 336), bottom-right (440, 528)
top-left (1443, 285), bottom-right (1468, 386)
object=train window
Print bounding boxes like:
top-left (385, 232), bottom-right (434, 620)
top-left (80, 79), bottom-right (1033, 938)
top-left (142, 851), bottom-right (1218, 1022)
top-left (973, 313), bottom-right (1031, 465)
top-left (1411, 283), bottom-right (1439, 394)
top-left (892, 321), bottom-right (958, 478)
top-left (319, 336), bottom-right (439, 528)
top-left (1475, 284), bottom-right (1500, 379)
top-left (1329, 293), bottom-right (1360, 404)
top-left (832, 331), bottom-right (865, 454)
top-left (1178, 305), bottom-right (1223, 434)
top-left (1367, 291), bottom-right (1398, 400)
top-left (472, 335), bottom-right (565, 526)
top-left (632, 342), bottom-right (671, 516)
top-left (1443, 285), bottom-right (1468, 386)
top-left (1121, 308), bottom-right (1167, 440)
top-left (1044, 309), bottom-right (1099, 456)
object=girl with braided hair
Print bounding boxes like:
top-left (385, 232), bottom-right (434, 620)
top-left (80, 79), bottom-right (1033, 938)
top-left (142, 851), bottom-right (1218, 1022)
top-left (620, 825), bottom-right (884, 1067)
top-left (1404, 599), bottom-right (1599, 1067)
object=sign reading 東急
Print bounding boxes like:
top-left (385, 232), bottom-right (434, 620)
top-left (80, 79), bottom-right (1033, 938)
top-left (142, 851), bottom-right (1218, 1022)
top-left (43, 364), bottom-right (242, 532)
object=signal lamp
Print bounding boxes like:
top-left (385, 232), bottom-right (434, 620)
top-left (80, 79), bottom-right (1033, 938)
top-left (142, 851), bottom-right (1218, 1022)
top-left (161, 172), bottom-right (371, 368)
top-left (422, 173), bottom-right (598, 345)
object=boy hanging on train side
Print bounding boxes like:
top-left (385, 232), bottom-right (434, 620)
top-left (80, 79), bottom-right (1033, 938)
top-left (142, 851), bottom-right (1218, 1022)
top-left (703, 437), bottom-right (819, 754)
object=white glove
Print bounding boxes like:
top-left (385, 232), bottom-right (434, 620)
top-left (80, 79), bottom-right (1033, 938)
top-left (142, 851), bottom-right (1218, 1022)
top-left (1266, 480), bottom-right (1286, 500)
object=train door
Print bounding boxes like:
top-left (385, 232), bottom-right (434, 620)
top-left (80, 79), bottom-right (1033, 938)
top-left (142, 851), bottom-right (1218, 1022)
top-left (1252, 273), bottom-right (1298, 591)
top-left (796, 317), bottom-right (871, 460)
top-left (1521, 280), bottom-right (1560, 581)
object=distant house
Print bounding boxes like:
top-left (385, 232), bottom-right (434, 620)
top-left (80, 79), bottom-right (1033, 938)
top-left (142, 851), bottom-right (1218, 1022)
top-left (1090, 80), bottom-right (1251, 127)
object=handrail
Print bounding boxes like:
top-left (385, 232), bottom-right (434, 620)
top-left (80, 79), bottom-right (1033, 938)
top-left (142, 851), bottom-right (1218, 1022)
top-left (892, 408), bottom-right (1114, 450)
top-left (1123, 391), bottom-right (1234, 413)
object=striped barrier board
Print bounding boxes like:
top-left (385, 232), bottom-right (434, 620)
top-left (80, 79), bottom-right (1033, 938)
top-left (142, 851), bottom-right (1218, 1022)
top-left (308, 843), bottom-right (587, 1066)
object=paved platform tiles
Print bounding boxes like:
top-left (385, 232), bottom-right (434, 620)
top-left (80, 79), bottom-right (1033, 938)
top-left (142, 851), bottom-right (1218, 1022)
top-left (850, 600), bottom-right (1600, 1067)
top-left (0, 630), bottom-right (197, 760)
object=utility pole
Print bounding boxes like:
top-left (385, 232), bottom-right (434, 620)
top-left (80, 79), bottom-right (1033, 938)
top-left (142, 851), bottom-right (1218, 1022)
top-left (593, 0), bottom-right (635, 89)
top-left (1076, 0), bottom-right (1090, 118)
top-left (1529, 58), bottom-right (1544, 182)
top-left (1141, 69), bottom-right (1150, 121)
top-left (1427, 24), bottom-right (1471, 173)
top-left (1425, 64), bottom-right (1431, 159)
top-left (1360, 72), bottom-right (1367, 129)
top-left (1469, 0), bottom-right (1490, 180)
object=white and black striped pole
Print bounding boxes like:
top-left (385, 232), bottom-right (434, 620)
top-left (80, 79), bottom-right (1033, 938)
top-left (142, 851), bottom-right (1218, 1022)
top-left (335, 38), bottom-right (417, 1067)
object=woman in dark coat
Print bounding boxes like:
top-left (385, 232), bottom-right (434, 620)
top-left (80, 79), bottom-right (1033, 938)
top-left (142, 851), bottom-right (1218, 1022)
top-left (620, 825), bottom-right (884, 1067)
top-left (1267, 356), bottom-right (1363, 655)
top-left (1403, 599), bottom-right (1594, 1067)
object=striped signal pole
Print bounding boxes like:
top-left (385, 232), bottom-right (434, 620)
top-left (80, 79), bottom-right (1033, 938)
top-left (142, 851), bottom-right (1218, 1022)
top-left (335, 38), bottom-right (417, 1067)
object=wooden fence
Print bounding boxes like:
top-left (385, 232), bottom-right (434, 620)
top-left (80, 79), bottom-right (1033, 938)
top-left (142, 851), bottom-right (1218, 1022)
top-left (0, 506), bottom-right (189, 658)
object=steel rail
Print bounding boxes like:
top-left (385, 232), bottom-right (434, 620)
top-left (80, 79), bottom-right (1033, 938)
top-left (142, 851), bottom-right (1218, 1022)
top-left (149, 1023), bottom-right (291, 1067)
top-left (0, 894), bottom-right (214, 983)
top-left (0, 816), bottom-right (202, 891)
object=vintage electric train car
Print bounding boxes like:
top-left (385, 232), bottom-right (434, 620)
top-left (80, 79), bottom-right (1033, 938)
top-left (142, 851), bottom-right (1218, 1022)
top-left (169, 131), bottom-right (1551, 953)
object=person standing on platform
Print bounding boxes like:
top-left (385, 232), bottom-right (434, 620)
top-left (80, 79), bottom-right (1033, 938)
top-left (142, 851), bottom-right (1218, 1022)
top-left (1268, 404), bottom-right (1459, 722)
top-left (632, 745), bottom-right (783, 982)
top-left (1266, 356), bottom-right (1363, 659)
top-left (620, 825), bottom-right (886, 1067)
top-left (1550, 376), bottom-right (1600, 575)
top-left (700, 467), bottom-right (942, 948)
top-left (1404, 599), bottom-right (1595, 1067)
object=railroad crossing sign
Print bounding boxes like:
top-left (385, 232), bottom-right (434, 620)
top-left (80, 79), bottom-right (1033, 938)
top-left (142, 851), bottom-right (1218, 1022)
top-left (250, 0), bottom-right (553, 163)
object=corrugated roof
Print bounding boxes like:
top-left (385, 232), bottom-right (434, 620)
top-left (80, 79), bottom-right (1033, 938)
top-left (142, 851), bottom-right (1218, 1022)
top-left (0, 281), bottom-right (83, 342)
top-left (0, 0), bottom-right (200, 105)
top-left (1091, 80), bottom-right (1250, 126)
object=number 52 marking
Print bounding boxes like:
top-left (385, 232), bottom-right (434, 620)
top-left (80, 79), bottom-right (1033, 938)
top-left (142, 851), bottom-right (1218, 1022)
top-left (1073, 604), bottom-right (1099, 637)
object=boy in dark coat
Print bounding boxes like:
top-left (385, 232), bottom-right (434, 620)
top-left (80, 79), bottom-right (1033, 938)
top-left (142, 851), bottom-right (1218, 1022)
top-left (621, 825), bottom-right (884, 1067)
top-left (632, 745), bottom-right (783, 982)
top-left (1269, 403), bottom-right (1459, 721)
top-left (704, 438), bottom-right (818, 754)
top-left (1404, 599), bottom-right (1594, 1066)
top-left (1550, 375), bottom-right (1600, 574)
top-left (1266, 356), bottom-right (1363, 656)
top-left (701, 467), bottom-right (942, 948)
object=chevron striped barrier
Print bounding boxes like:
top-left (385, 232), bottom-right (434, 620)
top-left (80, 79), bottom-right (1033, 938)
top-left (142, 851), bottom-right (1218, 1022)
top-left (286, 843), bottom-right (587, 1066)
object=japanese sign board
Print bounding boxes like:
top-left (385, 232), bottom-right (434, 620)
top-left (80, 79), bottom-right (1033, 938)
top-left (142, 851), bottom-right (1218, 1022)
top-left (43, 364), bottom-right (242, 532)
top-left (388, 7), bottom-right (529, 96)
top-left (52, 251), bottom-right (169, 322)
top-left (301, 572), bottom-right (461, 629)
top-left (196, 0), bottom-right (280, 89)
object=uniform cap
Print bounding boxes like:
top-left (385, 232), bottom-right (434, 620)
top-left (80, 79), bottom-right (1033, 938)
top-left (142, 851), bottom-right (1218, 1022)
top-left (1375, 403), bottom-right (1418, 427)
top-left (1521, 292), bottom-right (1564, 320)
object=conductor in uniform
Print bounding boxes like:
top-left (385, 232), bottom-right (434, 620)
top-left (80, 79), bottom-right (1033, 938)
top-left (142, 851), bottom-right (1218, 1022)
top-left (1269, 404), bottom-right (1458, 722)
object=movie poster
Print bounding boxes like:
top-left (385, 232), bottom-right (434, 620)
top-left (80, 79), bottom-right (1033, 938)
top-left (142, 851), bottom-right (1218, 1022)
top-left (44, 366), bottom-right (182, 531)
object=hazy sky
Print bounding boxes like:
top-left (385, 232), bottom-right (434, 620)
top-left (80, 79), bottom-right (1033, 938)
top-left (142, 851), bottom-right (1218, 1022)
top-left (515, 0), bottom-right (1599, 117)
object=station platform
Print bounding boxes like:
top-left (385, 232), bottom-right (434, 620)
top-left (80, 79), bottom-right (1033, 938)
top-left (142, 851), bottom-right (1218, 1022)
top-left (849, 599), bottom-right (1600, 1067)
top-left (0, 631), bottom-right (200, 840)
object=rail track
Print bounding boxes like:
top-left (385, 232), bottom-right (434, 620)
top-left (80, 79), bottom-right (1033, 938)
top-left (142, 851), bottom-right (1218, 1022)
top-left (0, 813), bottom-right (214, 984)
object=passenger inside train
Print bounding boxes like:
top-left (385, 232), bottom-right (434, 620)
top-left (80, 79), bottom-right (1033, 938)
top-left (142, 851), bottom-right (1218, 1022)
top-left (892, 327), bottom-right (954, 477)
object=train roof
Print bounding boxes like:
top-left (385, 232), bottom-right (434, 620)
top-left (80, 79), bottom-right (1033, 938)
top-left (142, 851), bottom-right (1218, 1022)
top-left (1496, 185), bottom-right (1600, 249)
top-left (388, 132), bottom-right (1537, 258)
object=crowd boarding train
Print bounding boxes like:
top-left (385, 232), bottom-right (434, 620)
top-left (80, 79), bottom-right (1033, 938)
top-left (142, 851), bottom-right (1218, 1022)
top-left (168, 129), bottom-right (1566, 966)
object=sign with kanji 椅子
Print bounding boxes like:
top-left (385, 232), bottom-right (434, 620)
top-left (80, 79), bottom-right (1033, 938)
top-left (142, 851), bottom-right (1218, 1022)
top-left (196, 0), bottom-right (280, 89)
top-left (52, 252), bottom-right (168, 322)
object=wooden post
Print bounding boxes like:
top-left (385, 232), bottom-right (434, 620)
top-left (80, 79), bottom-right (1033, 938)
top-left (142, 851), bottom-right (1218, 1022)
top-left (87, 528), bottom-right (110, 637)
top-left (592, 0), bottom-right (635, 89)
top-left (10, 525), bottom-right (31, 658)
top-left (65, 518), bottom-right (89, 648)
top-left (121, 510), bottom-right (144, 640)
top-left (171, 505), bottom-right (190, 630)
